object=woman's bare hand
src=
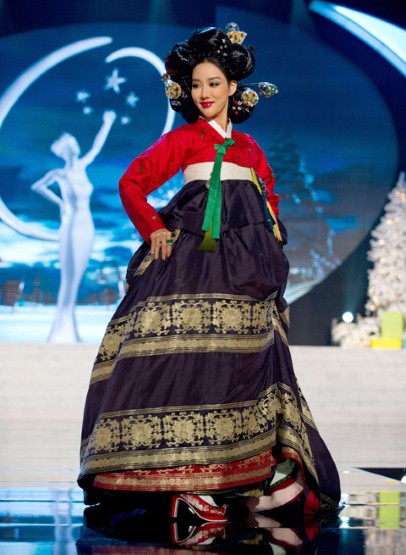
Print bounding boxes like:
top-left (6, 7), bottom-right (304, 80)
top-left (150, 228), bottom-right (174, 261)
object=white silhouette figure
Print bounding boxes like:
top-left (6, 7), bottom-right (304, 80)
top-left (31, 110), bottom-right (116, 342)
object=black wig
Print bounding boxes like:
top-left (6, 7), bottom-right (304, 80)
top-left (164, 27), bottom-right (257, 124)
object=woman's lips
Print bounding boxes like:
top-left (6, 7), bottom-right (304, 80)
top-left (201, 102), bottom-right (214, 108)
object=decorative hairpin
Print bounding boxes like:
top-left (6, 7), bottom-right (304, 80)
top-left (162, 73), bottom-right (182, 100)
top-left (244, 82), bottom-right (279, 98)
top-left (258, 82), bottom-right (279, 97)
top-left (241, 89), bottom-right (259, 107)
top-left (225, 22), bottom-right (247, 45)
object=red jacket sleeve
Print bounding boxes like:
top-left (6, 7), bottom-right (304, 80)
top-left (253, 140), bottom-right (280, 217)
top-left (119, 128), bottom-right (188, 242)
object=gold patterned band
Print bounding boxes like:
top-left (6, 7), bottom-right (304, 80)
top-left (90, 291), bottom-right (287, 385)
top-left (79, 381), bottom-right (317, 483)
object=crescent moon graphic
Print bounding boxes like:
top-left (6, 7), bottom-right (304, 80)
top-left (0, 36), bottom-right (113, 240)
top-left (0, 197), bottom-right (57, 241)
top-left (105, 47), bottom-right (175, 135)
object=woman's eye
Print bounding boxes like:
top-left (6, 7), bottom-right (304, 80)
top-left (192, 83), bottom-right (200, 88)
top-left (210, 82), bottom-right (220, 87)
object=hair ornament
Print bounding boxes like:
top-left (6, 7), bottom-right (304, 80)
top-left (241, 88), bottom-right (259, 108)
top-left (258, 82), bottom-right (279, 97)
top-left (165, 80), bottom-right (182, 100)
top-left (164, 25), bottom-right (266, 123)
top-left (232, 98), bottom-right (243, 116)
top-left (243, 81), bottom-right (279, 99)
top-left (225, 22), bottom-right (247, 45)
top-left (162, 73), bottom-right (182, 100)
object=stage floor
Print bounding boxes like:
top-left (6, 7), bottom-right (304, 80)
top-left (1, 344), bottom-right (405, 553)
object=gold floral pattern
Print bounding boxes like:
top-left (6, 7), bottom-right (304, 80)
top-left (212, 300), bottom-right (253, 333)
top-left (132, 302), bottom-right (172, 337)
top-left (252, 301), bottom-right (273, 331)
top-left (205, 410), bottom-right (243, 444)
top-left (121, 415), bottom-right (162, 448)
top-left (163, 412), bottom-right (205, 446)
top-left (80, 433), bottom-right (276, 478)
top-left (80, 382), bottom-right (317, 483)
top-left (89, 419), bottom-right (121, 453)
top-left (98, 318), bottom-right (128, 363)
top-left (171, 300), bottom-right (212, 334)
top-left (277, 383), bottom-right (315, 474)
top-left (90, 291), bottom-right (283, 384)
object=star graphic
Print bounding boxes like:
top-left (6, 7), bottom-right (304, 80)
top-left (104, 68), bottom-right (127, 94)
top-left (121, 116), bottom-right (132, 125)
top-left (83, 106), bottom-right (94, 115)
top-left (126, 92), bottom-right (140, 108)
top-left (76, 90), bottom-right (91, 103)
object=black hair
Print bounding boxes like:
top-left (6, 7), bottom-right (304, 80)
top-left (165, 27), bottom-right (256, 124)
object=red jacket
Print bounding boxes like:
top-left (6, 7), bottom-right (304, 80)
top-left (119, 118), bottom-right (279, 242)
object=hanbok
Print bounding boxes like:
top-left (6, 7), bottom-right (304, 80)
top-left (78, 118), bottom-right (341, 513)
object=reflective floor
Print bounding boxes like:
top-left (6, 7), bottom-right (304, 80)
top-left (0, 468), bottom-right (405, 554)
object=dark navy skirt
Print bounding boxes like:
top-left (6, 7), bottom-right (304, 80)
top-left (78, 177), bottom-right (341, 511)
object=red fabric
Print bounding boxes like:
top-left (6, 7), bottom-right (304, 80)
top-left (93, 451), bottom-right (277, 493)
top-left (119, 118), bottom-right (279, 242)
top-left (304, 488), bottom-right (320, 515)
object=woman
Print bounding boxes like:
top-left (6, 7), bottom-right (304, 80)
top-left (78, 25), bottom-right (340, 521)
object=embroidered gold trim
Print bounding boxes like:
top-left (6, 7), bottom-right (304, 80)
top-left (94, 465), bottom-right (272, 491)
top-left (134, 252), bottom-right (153, 277)
top-left (95, 450), bottom-right (274, 486)
top-left (80, 433), bottom-right (276, 478)
top-left (90, 291), bottom-right (280, 384)
top-left (297, 384), bottom-right (317, 429)
top-left (272, 305), bottom-right (288, 345)
top-left (135, 291), bottom-right (276, 303)
top-left (79, 382), bottom-right (317, 483)
top-left (117, 332), bottom-right (274, 359)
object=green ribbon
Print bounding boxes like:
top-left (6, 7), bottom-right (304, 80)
top-left (199, 138), bottom-right (235, 252)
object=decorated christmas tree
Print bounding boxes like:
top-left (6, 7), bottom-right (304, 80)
top-left (332, 172), bottom-right (406, 347)
top-left (366, 172), bottom-right (406, 318)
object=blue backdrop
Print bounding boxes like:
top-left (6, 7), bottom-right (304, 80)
top-left (0, 4), bottom-right (402, 342)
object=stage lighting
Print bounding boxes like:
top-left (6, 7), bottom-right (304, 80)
top-left (342, 311), bottom-right (354, 323)
top-left (309, 1), bottom-right (406, 76)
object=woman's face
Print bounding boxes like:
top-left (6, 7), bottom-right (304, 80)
top-left (191, 61), bottom-right (237, 129)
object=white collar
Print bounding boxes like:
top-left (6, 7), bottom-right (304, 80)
top-left (200, 117), bottom-right (232, 139)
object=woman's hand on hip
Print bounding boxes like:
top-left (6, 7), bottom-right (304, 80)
top-left (150, 228), bottom-right (174, 261)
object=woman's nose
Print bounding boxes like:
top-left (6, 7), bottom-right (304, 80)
top-left (200, 86), bottom-right (209, 99)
